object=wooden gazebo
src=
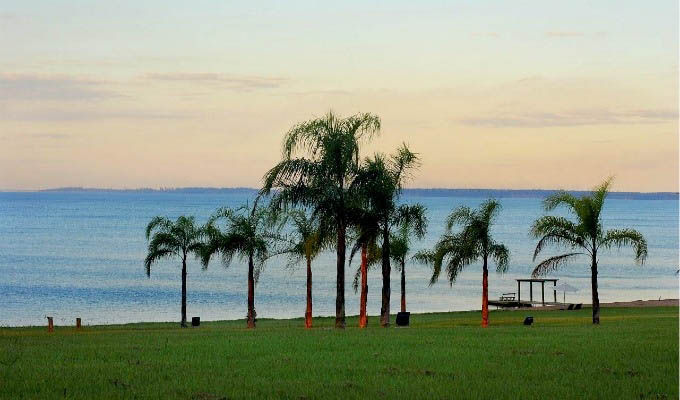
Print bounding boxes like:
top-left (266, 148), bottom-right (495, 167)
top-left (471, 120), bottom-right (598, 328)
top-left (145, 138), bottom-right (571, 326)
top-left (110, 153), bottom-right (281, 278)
top-left (517, 278), bottom-right (559, 306)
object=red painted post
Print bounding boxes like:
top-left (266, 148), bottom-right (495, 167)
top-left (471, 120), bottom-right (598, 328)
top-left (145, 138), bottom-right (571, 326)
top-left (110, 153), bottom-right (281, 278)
top-left (76, 318), bottom-right (82, 330)
top-left (47, 317), bottom-right (54, 333)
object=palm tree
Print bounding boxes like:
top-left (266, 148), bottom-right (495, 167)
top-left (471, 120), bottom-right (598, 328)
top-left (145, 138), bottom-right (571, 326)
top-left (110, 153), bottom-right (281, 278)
top-left (200, 202), bottom-right (282, 328)
top-left (415, 199), bottom-right (509, 328)
top-left (354, 145), bottom-right (421, 327)
top-left (391, 204), bottom-right (428, 313)
top-left (144, 215), bottom-right (204, 328)
top-left (347, 201), bottom-right (381, 329)
top-left (261, 111), bottom-right (381, 328)
top-left (531, 178), bottom-right (647, 324)
top-left (282, 210), bottom-right (330, 328)
top-left (350, 203), bottom-right (427, 321)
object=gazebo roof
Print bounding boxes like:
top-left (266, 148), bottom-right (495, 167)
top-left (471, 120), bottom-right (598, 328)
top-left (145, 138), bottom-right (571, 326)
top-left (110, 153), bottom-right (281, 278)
top-left (515, 278), bottom-right (559, 282)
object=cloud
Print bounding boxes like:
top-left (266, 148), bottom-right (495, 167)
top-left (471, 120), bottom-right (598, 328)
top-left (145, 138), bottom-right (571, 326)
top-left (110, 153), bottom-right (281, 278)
top-left (0, 73), bottom-right (119, 100)
top-left (459, 109), bottom-right (678, 128)
top-left (0, 132), bottom-right (72, 141)
top-left (2, 108), bottom-right (195, 122)
top-left (278, 89), bottom-right (352, 97)
top-left (471, 32), bottom-right (499, 38)
top-left (27, 133), bottom-right (72, 140)
top-left (544, 31), bottom-right (606, 38)
top-left (144, 73), bottom-right (288, 91)
top-left (544, 31), bottom-right (585, 38)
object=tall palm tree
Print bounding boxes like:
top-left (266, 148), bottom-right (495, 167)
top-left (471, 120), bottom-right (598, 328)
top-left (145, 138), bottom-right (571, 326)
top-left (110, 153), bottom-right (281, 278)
top-left (354, 145), bottom-right (421, 327)
top-left (282, 209), bottom-right (330, 328)
top-left (144, 215), bottom-right (204, 328)
top-left (200, 202), bottom-right (282, 328)
top-left (261, 111), bottom-right (381, 328)
top-left (531, 178), bottom-right (647, 324)
top-left (415, 199), bottom-right (509, 327)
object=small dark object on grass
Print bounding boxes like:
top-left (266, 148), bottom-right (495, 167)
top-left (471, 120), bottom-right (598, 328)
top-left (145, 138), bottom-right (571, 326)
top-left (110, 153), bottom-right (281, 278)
top-left (396, 312), bottom-right (410, 326)
top-left (523, 316), bottom-right (534, 326)
top-left (192, 317), bottom-right (200, 327)
top-left (574, 303), bottom-right (582, 310)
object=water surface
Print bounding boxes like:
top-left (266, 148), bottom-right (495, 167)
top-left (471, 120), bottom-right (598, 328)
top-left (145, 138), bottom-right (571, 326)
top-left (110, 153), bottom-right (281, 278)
top-left (1, 190), bottom-right (677, 326)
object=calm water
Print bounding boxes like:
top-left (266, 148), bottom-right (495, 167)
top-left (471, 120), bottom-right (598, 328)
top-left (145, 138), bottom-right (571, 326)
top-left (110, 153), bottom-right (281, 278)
top-left (1, 191), bottom-right (677, 327)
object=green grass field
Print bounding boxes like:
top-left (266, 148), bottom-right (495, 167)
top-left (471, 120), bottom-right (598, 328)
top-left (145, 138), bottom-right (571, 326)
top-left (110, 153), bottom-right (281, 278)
top-left (1, 306), bottom-right (677, 399)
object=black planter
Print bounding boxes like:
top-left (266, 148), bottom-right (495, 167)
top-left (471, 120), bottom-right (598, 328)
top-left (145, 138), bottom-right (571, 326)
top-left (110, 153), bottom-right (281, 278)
top-left (523, 316), bottom-right (534, 326)
top-left (396, 312), bottom-right (410, 326)
top-left (191, 317), bottom-right (200, 327)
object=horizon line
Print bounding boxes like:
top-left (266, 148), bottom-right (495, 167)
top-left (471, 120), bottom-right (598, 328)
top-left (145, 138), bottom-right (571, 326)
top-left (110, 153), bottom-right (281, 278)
top-left (1, 186), bottom-right (678, 195)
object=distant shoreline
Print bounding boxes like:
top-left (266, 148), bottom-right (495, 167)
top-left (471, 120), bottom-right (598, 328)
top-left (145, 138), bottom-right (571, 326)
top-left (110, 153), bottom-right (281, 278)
top-left (0, 187), bottom-right (677, 200)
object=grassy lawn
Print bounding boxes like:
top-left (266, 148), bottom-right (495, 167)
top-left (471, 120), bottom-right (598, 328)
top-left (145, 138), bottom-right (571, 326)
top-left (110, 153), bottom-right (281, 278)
top-left (1, 306), bottom-right (677, 399)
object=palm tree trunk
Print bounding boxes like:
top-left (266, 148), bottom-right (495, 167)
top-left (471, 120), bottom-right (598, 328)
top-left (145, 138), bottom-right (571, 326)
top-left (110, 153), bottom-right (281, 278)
top-left (305, 254), bottom-right (313, 329)
top-left (481, 255), bottom-right (489, 328)
top-left (400, 260), bottom-right (406, 313)
top-left (181, 256), bottom-right (187, 328)
top-left (335, 220), bottom-right (346, 328)
top-left (591, 251), bottom-right (600, 324)
top-left (380, 225), bottom-right (391, 327)
top-left (247, 253), bottom-right (256, 329)
top-left (359, 243), bottom-right (368, 328)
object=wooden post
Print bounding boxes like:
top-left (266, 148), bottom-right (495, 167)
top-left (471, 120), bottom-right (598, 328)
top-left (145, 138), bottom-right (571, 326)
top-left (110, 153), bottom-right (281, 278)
top-left (541, 282), bottom-right (545, 306)
top-left (529, 281), bottom-right (533, 302)
top-left (47, 317), bottom-right (54, 333)
top-left (553, 281), bottom-right (557, 302)
top-left (517, 281), bottom-right (521, 305)
top-left (76, 318), bottom-right (81, 330)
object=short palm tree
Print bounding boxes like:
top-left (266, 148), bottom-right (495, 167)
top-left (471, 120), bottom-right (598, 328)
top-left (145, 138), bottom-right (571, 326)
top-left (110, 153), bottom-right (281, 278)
top-left (144, 215), bottom-right (204, 327)
top-left (351, 203), bottom-right (427, 317)
top-left (282, 210), bottom-right (330, 328)
top-left (415, 199), bottom-right (509, 327)
top-left (261, 111), bottom-right (381, 328)
top-left (348, 204), bottom-right (381, 328)
top-left (391, 204), bottom-right (428, 313)
top-left (200, 202), bottom-right (282, 328)
top-left (531, 178), bottom-right (647, 324)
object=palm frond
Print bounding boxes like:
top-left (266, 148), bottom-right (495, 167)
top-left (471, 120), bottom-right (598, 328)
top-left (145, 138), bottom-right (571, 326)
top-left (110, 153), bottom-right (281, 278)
top-left (600, 228), bottom-right (648, 264)
top-left (489, 242), bottom-right (510, 273)
top-left (479, 198), bottom-right (502, 226)
top-left (393, 203), bottom-right (428, 239)
top-left (531, 215), bottom-right (588, 259)
top-left (389, 143), bottom-right (420, 188)
top-left (145, 216), bottom-right (172, 240)
top-left (591, 176), bottom-right (614, 217)
top-left (412, 249), bottom-right (439, 285)
top-left (543, 191), bottom-right (580, 213)
top-left (445, 206), bottom-right (473, 231)
top-left (144, 248), bottom-right (174, 277)
top-left (532, 252), bottom-right (585, 277)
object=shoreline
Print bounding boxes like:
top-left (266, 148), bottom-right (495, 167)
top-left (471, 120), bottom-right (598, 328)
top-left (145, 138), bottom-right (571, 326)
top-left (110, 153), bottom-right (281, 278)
top-left (3, 299), bottom-right (677, 329)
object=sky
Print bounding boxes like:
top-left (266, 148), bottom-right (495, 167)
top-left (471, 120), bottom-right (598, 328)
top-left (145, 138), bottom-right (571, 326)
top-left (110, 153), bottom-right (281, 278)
top-left (1, 1), bottom-right (678, 191)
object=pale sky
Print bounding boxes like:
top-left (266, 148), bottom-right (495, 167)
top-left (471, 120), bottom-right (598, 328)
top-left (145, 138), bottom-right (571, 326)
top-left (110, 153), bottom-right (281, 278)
top-left (1, 1), bottom-right (678, 191)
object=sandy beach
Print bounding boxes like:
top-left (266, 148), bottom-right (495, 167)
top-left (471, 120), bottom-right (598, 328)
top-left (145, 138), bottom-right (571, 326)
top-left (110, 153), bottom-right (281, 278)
top-left (600, 298), bottom-right (679, 308)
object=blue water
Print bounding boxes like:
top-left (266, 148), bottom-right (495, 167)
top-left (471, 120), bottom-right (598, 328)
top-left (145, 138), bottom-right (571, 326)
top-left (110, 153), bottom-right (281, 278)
top-left (1, 191), bottom-right (677, 327)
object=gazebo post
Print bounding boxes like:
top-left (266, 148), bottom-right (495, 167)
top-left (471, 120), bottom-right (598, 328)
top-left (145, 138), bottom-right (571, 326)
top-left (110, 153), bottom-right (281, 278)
top-left (541, 282), bottom-right (545, 306)
top-left (529, 281), bottom-right (533, 302)
top-left (553, 280), bottom-right (557, 302)
top-left (517, 280), bottom-right (521, 305)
